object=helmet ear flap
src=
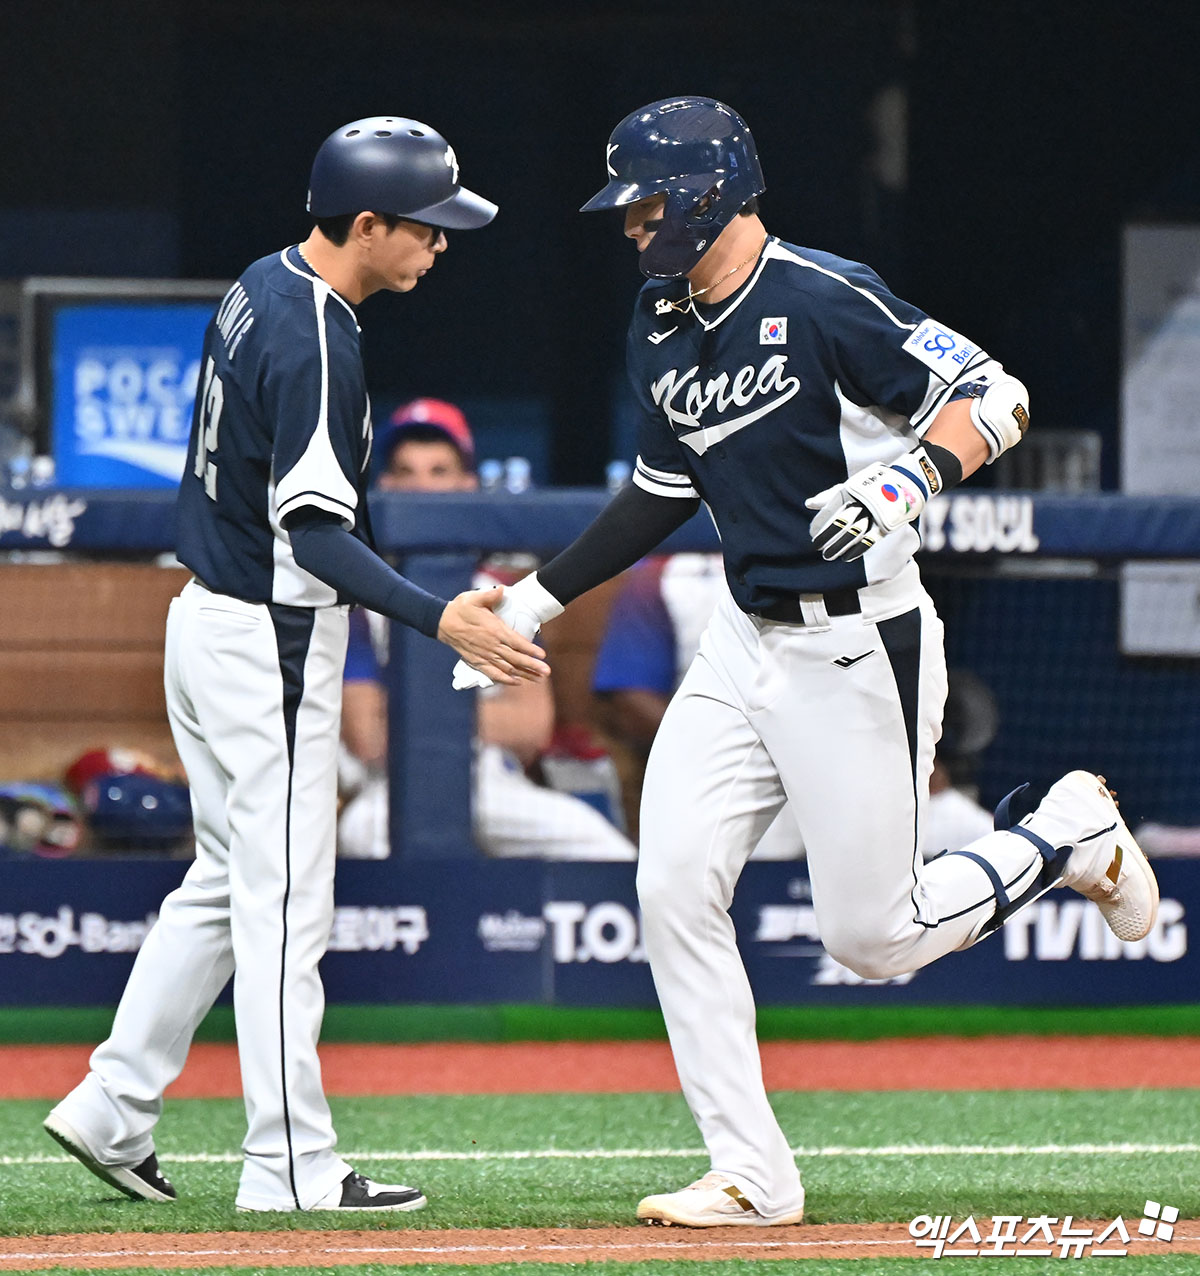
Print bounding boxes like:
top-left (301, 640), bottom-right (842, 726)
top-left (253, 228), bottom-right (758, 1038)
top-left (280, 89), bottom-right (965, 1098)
top-left (637, 188), bottom-right (714, 279)
top-left (686, 185), bottom-right (723, 226)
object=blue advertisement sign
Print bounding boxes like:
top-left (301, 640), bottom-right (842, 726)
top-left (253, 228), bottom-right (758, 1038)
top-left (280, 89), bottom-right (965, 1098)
top-left (50, 302), bottom-right (215, 488)
top-left (0, 858), bottom-right (1194, 1008)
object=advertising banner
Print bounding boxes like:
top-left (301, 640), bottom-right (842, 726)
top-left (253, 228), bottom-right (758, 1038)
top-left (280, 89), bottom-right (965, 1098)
top-left (1, 858), bottom-right (1193, 1008)
top-left (50, 302), bottom-right (214, 488)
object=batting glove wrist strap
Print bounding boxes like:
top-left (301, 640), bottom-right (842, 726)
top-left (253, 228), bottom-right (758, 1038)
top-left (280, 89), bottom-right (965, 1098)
top-left (805, 443), bottom-right (951, 562)
top-left (507, 572), bottom-right (565, 625)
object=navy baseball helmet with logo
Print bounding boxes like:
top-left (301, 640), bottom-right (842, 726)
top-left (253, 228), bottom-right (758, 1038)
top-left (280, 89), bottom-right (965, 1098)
top-left (307, 116), bottom-right (498, 230)
top-left (581, 97), bottom-right (765, 279)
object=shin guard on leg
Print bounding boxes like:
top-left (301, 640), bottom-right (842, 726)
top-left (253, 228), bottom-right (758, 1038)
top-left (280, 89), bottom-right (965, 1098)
top-left (952, 784), bottom-right (1071, 941)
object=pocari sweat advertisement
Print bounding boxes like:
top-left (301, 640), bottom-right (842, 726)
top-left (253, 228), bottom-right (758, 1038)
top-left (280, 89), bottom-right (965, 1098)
top-left (51, 302), bottom-right (214, 488)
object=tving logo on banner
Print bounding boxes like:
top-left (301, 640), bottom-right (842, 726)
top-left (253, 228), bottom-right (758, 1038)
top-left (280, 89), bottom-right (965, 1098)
top-left (1003, 899), bottom-right (1186, 962)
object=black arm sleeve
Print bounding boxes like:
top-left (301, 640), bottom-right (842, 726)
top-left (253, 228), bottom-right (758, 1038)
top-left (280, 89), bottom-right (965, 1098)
top-left (284, 507), bottom-right (447, 638)
top-left (538, 483), bottom-right (701, 605)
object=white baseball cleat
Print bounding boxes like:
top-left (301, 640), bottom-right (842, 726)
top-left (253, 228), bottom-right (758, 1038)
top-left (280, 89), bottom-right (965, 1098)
top-left (236, 1170), bottom-right (426, 1213)
top-left (1025, 770), bottom-right (1159, 941)
top-left (636, 1172), bottom-right (804, 1227)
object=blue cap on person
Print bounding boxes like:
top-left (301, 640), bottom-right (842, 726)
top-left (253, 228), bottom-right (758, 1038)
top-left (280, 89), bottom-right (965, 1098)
top-left (380, 398), bottom-right (475, 471)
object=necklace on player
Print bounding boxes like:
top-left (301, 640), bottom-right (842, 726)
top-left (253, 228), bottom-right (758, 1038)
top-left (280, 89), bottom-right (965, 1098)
top-left (654, 235), bottom-right (768, 316)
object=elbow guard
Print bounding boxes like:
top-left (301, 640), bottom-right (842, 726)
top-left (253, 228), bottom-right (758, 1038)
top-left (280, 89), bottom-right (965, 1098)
top-left (957, 374), bottom-right (1031, 462)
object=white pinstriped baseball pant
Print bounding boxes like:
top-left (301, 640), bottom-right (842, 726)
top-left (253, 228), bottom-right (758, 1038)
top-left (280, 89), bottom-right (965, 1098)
top-left (50, 580), bottom-right (351, 1210)
top-left (637, 564), bottom-right (1049, 1218)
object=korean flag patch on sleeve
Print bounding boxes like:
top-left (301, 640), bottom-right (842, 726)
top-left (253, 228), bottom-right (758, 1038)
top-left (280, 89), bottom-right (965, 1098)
top-left (760, 317), bottom-right (787, 344)
top-left (902, 319), bottom-right (980, 380)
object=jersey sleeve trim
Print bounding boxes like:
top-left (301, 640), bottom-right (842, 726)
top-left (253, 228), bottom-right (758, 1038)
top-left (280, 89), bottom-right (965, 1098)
top-left (634, 456), bottom-right (700, 499)
top-left (278, 488), bottom-right (357, 524)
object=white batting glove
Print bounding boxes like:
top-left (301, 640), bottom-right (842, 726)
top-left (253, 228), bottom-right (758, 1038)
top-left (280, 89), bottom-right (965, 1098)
top-left (805, 445), bottom-right (946, 562)
top-left (451, 572), bottom-right (565, 691)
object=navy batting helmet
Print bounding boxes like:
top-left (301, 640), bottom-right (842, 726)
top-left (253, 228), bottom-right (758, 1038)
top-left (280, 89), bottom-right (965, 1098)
top-left (307, 116), bottom-right (497, 230)
top-left (581, 97), bottom-right (765, 278)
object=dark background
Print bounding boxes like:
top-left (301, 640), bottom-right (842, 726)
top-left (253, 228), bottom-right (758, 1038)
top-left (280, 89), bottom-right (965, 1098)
top-left (3, 0), bottom-right (1198, 483)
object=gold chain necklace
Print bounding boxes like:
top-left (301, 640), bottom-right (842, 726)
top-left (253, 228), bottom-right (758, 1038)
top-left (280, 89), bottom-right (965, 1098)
top-left (654, 235), bottom-right (768, 316)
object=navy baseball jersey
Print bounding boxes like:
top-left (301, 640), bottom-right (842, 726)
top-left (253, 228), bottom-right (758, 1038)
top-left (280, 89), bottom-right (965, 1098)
top-left (627, 237), bottom-right (998, 611)
top-left (176, 246), bottom-right (373, 606)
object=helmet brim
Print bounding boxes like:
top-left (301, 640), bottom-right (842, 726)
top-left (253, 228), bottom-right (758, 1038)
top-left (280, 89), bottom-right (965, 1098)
top-left (407, 184), bottom-right (498, 230)
top-left (581, 171), bottom-right (731, 214)
top-left (580, 178), bottom-right (666, 212)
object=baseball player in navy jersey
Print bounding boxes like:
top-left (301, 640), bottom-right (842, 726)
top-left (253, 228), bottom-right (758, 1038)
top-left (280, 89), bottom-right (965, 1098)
top-left (44, 116), bottom-right (548, 1214)
top-left (453, 97), bottom-right (1159, 1227)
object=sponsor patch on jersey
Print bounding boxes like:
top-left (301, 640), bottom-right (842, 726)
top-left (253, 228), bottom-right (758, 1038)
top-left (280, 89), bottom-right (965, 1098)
top-left (760, 317), bottom-right (787, 344)
top-left (901, 319), bottom-right (979, 380)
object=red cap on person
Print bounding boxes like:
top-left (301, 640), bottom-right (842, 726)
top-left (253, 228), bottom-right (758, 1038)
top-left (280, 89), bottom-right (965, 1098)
top-left (381, 398), bottom-right (475, 470)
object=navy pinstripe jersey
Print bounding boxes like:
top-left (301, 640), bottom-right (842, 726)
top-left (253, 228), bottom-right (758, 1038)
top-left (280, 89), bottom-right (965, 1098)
top-left (627, 236), bottom-right (1004, 612)
top-left (176, 245), bottom-right (373, 607)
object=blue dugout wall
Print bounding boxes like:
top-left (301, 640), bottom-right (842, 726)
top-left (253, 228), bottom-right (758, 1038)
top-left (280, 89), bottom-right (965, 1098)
top-left (0, 486), bottom-right (1197, 1006)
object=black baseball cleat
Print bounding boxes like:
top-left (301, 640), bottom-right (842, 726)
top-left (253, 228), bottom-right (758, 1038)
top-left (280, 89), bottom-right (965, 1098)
top-left (313, 1170), bottom-right (427, 1212)
top-left (43, 1111), bottom-right (176, 1202)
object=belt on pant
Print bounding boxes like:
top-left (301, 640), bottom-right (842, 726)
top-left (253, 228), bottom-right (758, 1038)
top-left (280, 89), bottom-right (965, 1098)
top-left (753, 587), bottom-right (861, 624)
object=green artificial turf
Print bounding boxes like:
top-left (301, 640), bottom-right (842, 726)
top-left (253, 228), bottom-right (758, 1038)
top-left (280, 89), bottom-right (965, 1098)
top-left (1, 1090), bottom-right (1196, 1237)
top-left (3, 1001), bottom-right (1199, 1044)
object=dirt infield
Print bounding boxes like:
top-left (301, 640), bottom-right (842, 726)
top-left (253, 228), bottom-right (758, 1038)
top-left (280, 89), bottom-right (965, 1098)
top-left (0, 1221), bottom-right (1193, 1268)
top-left (3, 1035), bottom-right (1198, 1099)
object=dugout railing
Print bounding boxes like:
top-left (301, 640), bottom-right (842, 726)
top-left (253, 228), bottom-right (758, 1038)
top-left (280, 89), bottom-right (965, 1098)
top-left (2, 485), bottom-right (1199, 860)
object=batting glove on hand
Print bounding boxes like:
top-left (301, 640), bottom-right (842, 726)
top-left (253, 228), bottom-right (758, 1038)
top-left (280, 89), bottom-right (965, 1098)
top-left (805, 445), bottom-right (947, 562)
top-left (451, 572), bottom-right (564, 691)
